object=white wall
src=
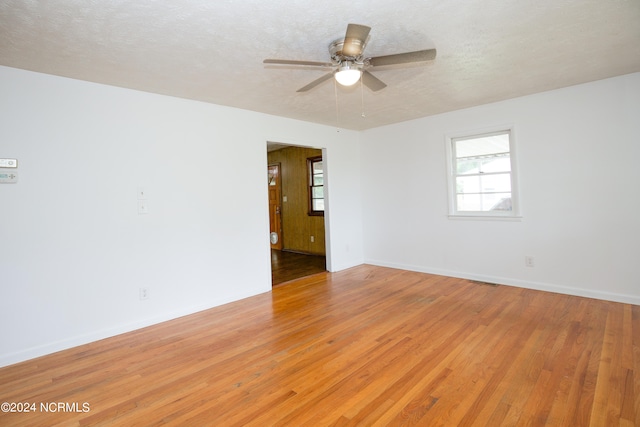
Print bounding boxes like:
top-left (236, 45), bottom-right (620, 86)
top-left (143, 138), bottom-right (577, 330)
top-left (2, 65), bottom-right (636, 368)
top-left (0, 66), bottom-right (364, 367)
top-left (361, 73), bottom-right (640, 304)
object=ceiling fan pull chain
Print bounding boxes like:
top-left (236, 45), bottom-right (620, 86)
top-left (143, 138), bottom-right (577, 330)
top-left (361, 77), bottom-right (366, 118)
top-left (334, 79), bottom-right (340, 126)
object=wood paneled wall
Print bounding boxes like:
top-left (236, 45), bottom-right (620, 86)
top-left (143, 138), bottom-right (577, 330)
top-left (268, 146), bottom-right (325, 255)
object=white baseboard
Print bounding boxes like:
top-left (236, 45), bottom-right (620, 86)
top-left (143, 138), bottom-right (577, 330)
top-left (364, 259), bottom-right (640, 306)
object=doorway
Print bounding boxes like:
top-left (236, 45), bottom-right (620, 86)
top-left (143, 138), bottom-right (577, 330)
top-left (267, 143), bottom-right (329, 285)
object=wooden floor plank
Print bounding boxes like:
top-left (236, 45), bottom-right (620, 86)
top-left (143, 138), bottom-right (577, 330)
top-left (1, 265), bottom-right (638, 426)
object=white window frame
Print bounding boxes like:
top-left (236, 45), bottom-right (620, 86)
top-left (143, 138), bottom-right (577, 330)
top-left (445, 126), bottom-right (521, 220)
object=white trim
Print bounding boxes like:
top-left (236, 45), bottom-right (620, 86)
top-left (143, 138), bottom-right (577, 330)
top-left (445, 125), bottom-right (521, 218)
top-left (447, 214), bottom-right (523, 222)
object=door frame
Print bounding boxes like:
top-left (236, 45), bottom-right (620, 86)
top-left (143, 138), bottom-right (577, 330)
top-left (266, 142), bottom-right (332, 272)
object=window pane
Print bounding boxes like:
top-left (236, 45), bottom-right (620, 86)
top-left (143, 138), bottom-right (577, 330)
top-left (455, 133), bottom-right (509, 158)
top-left (480, 173), bottom-right (511, 193)
top-left (487, 195), bottom-right (512, 211)
top-left (308, 157), bottom-right (324, 215)
top-left (479, 156), bottom-right (510, 173)
top-left (313, 161), bottom-right (323, 174)
top-left (268, 167), bottom-right (277, 186)
top-left (457, 157), bottom-right (510, 175)
top-left (456, 158), bottom-right (480, 174)
top-left (457, 194), bottom-right (481, 211)
top-left (458, 193), bottom-right (512, 212)
top-left (456, 176), bottom-right (480, 194)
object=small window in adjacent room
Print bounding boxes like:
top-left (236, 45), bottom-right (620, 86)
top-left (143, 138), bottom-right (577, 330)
top-left (308, 156), bottom-right (324, 216)
top-left (447, 128), bottom-right (519, 218)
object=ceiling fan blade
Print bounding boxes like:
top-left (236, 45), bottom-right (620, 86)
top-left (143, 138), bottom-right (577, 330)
top-left (264, 59), bottom-right (333, 67)
top-left (362, 71), bottom-right (387, 92)
top-left (296, 72), bottom-right (335, 92)
top-left (342, 23), bottom-right (371, 56)
top-left (369, 49), bottom-right (437, 67)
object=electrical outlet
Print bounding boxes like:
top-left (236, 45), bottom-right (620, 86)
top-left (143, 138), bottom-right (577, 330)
top-left (310, 236), bottom-right (315, 243)
top-left (139, 287), bottom-right (150, 300)
top-left (525, 256), bottom-right (535, 267)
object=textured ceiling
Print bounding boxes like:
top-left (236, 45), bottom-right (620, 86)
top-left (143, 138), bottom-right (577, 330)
top-left (1, 0), bottom-right (639, 130)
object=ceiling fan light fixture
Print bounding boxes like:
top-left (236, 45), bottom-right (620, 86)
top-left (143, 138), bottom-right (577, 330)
top-left (335, 63), bottom-right (362, 86)
top-left (264, 23), bottom-right (435, 93)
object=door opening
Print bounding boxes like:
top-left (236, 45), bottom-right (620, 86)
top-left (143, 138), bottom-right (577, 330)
top-left (267, 142), bottom-right (330, 286)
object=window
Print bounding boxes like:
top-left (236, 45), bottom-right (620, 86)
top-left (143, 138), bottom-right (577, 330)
top-left (447, 128), bottom-right (519, 218)
top-left (308, 156), bottom-right (324, 216)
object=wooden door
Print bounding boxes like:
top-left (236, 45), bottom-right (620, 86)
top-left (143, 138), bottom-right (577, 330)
top-left (268, 164), bottom-right (283, 250)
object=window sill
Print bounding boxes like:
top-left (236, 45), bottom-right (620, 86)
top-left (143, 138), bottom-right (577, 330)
top-left (448, 214), bottom-right (522, 222)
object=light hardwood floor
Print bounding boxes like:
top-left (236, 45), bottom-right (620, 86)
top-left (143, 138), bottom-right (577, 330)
top-left (1, 265), bottom-right (638, 426)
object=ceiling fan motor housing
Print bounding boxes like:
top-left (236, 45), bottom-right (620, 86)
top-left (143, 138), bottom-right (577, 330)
top-left (329, 39), bottom-right (366, 67)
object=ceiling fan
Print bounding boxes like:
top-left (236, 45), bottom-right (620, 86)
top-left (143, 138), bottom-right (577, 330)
top-left (263, 23), bottom-right (436, 93)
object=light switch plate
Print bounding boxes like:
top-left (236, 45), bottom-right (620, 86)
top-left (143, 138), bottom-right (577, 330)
top-left (137, 187), bottom-right (147, 200)
top-left (0, 158), bottom-right (17, 168)
top-left (137, 200), bottom-right (149, 214)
